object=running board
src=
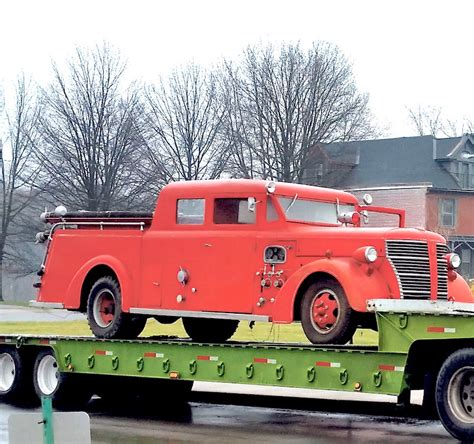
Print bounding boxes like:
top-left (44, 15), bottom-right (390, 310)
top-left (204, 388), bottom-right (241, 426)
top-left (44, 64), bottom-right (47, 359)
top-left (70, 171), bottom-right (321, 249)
top-left (129, 308), bottom-right (270, 322)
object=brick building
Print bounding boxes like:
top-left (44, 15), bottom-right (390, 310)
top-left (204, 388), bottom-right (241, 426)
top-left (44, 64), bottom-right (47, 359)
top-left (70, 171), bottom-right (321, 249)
top-left (305, 134), bottom-right (474, 280)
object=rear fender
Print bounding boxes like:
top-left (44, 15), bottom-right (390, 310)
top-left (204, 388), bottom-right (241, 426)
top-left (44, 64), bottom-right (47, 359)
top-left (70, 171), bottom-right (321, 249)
top-left (64, 255), bottom-right (133, 311)
top-left (271, 258), bottom-right (391, 322)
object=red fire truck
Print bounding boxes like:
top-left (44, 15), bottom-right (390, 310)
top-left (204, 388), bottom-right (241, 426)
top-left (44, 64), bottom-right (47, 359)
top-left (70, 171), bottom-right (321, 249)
top-left (33, 180), bottom-right (473, 344)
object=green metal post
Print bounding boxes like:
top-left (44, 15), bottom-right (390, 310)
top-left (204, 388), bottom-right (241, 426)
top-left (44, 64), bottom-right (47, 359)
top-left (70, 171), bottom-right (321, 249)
top-left (41, 396), bottom-right (54, 444)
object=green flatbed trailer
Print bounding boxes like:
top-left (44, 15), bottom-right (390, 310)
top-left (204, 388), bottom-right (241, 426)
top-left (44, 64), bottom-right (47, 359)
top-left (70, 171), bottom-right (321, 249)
top-left (1, 300), bottom-right (474, 441)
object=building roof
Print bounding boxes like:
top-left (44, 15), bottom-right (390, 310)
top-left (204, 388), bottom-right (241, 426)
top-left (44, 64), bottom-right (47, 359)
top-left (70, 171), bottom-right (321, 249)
top-left (321, 135), bottom-right (472, 190)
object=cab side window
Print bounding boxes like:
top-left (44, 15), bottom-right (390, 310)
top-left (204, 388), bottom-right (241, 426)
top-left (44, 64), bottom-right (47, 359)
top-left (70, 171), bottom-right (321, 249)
top-left (214, 198), bottom-right (256, 224)
top-left (177, 199), bottom-right (205, 224)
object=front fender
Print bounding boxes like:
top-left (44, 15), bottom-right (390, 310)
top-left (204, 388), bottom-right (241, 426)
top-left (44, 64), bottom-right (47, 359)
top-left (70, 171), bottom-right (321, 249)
top-left (272, 258), bottom-right (391, 322)
top-left (64, 255), bottom-right (133, 311)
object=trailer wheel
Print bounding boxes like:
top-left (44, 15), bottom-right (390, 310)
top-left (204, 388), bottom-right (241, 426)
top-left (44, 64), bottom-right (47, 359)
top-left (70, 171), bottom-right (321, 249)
top-left (0, 348), bottom-right (35, 405)
top-left (33, 349), bottom-right (91, 410)
top-left (183, 318), bottom-right (239, 343)
top-left (435, 348), bottom-right (474, 441)
top-left (87, 276), bottom-right (145, 339)
top-left (301, 279), bottom-right (356, 344)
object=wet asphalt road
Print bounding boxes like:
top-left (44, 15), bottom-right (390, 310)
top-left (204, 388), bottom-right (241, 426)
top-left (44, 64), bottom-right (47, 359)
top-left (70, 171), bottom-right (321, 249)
top-left (0, 393), bottom-right (452, 443)
top-left (0, 305), bottom-right (85, 322)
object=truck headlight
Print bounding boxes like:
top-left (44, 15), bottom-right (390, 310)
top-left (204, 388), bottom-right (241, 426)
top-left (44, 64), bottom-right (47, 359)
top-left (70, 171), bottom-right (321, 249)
top-left (446, 253), bottom-right (461, 269)
top-left (353, 246), bottom-right (378, 263)
top-left (364, 247), bottom-right (378, 263)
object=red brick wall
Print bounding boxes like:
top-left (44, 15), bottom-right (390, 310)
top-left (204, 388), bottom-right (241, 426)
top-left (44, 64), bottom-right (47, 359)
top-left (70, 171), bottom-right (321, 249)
top-left (426, 192), bottom-right (474, 236)
top-left (349, 187), bottom-right (428, 228)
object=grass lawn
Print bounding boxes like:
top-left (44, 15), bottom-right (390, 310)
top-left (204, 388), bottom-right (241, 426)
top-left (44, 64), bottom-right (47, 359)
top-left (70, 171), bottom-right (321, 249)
top-left (0, 318), bottom-right (378, 345)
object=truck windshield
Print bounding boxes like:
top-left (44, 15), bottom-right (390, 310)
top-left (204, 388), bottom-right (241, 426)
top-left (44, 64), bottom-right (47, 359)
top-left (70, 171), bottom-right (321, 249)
top-left (278, 197), bottom-right (355, 225)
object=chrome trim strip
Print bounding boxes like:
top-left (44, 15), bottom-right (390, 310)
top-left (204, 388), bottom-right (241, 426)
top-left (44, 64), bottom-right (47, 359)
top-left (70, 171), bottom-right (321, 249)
top-left (367, 299), bottom-right (474, 315)
top-left (29, 301), bottom-right (65, 309)
top-left (130, 308), bottom-right (270, 322)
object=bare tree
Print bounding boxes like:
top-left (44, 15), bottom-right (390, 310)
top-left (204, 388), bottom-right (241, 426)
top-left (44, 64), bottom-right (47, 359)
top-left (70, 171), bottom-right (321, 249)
top-left (0, 77), bottom-right (42, 300)
top-left (36, 44), bottom-right (147, 211)
top-left (143, 65), bottom-right (229, 191)
top-left (220, 42), bottom-right (377, 182)
top-left (407, 105), bottom-right (474, 137)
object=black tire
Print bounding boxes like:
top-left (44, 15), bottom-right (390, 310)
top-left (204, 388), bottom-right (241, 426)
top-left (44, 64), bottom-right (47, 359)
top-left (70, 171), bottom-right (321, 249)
top-left (435, 348), bottom-right (474, 441)
top-left (87, 276), bottom-right (145, 339)
top-left (33, 349), bottom-right (92, 410)
top-left (300, 279), bottom-right (356, 344)
top-left (0, 347), bottom-right (36, 406)
top-left (183, 318), bottom-right (239, 343)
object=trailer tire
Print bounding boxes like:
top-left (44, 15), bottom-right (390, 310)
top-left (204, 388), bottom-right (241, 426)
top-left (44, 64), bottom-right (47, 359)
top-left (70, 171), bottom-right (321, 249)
top-left (33, 349), bottom-right (91, 410)
top-left (0, 347), bottom-right (36, 406)
top-left (435, 348), bottom-right (474, 441)
top-left (183, 318), bottom-right (239, 343)
top-left (87, 276), bottom-right (145, 339)
top-left (301, 279), bottom-right (356, 345)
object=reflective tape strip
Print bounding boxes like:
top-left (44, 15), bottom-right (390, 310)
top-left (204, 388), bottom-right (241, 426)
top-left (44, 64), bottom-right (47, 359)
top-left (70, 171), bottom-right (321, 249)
top-left (0, 338), bottom-right (13, 343)
top-left (379, 364), bottom-right (405, 372)
top-left (95, 350), bottom-right (113, 356)
top-left (316, 361), bottom-right (341, 368)
top-left (427, 326), bottom-right (456, 333)
top-left (39, 339), bottom-right (57, 345)
top-left (254, 358), bottom-right (277, 364)
top-left (197, 355), bottom-right (219, 361)
top-left (144, 352), bottom-right (164, 358)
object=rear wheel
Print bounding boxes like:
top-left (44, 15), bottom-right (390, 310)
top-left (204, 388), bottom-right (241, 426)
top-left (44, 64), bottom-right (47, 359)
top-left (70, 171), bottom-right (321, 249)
top-left (183, 318), bottom-right (239, 343)
top-left (436, 348), bottom-right (474, 441)
top-left (87, 276), bottom-right (146, 339)
top-left (301, 279), bottom-right (356, 344)
top-left (33, 349), bottom-right (91, 410)
top-left (0, 348), bottom-right (36, 406)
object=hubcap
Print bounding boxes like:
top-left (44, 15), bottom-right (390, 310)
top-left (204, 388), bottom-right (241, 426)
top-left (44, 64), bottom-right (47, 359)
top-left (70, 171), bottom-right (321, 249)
top-left (93, 289), bottom-right (116, 328)
top-left (37, 354), bottom-right (59, 396)
top-left (310, 289), bottom-right (340, 334)
top-left (0, 353), bottom-right (15, 392)
top-left (448, 366), bottom-right (474, 423)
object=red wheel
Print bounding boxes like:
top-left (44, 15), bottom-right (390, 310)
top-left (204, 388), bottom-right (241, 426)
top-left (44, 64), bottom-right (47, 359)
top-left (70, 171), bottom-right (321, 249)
top-left (301, 279), bottom-right (356, 344)
top-left (310, 288), bottom-right (340, 332)
top-left (93, 289), bottom-right (116, 328)
top-left (87, 276), bottom-right (146, 339)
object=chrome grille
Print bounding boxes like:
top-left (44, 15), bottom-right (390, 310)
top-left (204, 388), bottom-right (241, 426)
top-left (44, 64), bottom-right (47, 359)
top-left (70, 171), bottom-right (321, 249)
top-left (436, 244), bottom-right (449, 299)
top-left (386, 240), bottom-right (431, 298)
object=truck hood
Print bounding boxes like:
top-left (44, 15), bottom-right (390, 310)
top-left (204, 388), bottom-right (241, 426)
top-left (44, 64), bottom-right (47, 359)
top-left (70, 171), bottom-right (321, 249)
top-left (288, 225), bottom-right (446, 258)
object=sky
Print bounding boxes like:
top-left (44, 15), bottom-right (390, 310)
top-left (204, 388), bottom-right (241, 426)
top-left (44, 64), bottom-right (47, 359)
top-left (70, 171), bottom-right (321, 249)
top-left (1, 0), bottom-right (474, 137)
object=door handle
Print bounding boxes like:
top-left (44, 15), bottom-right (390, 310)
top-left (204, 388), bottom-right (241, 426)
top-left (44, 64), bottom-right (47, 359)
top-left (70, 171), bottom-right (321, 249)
top-left (204, 243), bottom-right (212, 247)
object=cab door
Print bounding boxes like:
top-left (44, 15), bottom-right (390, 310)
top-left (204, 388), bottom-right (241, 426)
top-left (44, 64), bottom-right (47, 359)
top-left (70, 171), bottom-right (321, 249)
top-left (202, 195), bottom-right (262, 313)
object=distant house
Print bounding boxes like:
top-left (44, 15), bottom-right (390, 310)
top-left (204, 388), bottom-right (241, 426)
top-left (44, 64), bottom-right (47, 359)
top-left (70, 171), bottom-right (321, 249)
top-left (304, 134), bottom-right (474, 280)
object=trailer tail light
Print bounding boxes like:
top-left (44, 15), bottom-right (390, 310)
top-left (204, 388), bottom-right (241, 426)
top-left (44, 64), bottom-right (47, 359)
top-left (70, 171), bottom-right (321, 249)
top-left (169, 371), bottom-right (180, 379)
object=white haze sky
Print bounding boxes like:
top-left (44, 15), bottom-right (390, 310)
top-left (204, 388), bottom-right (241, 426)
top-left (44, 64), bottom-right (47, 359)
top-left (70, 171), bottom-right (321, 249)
top-left (1, 0), bottom-right (474, 137)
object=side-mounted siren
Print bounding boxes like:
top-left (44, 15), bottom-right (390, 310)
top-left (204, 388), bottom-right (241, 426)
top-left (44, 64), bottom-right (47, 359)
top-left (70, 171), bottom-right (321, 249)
top-left (337, 211), bottom-right (360, 225)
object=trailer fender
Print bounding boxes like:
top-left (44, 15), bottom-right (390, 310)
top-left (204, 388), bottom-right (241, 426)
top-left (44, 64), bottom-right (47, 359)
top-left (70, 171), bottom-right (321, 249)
top-left (64, 255), bottom-right (133, 311)
top-left (271, 258), bottom-right (390, 322)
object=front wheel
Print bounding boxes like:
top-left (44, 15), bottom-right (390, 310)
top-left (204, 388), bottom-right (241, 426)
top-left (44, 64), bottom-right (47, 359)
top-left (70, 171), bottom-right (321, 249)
top-left (435, 348), bottom-right (474, 441)
top-left (300, 279), bottom-right (356, 344)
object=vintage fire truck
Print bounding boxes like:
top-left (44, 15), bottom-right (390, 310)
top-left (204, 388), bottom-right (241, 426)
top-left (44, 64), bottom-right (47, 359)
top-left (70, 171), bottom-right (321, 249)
top-left (33, 180), bottom-right (473, 344)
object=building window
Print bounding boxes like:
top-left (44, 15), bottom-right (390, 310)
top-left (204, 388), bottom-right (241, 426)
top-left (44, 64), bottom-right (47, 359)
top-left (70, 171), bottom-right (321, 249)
top-left (176, 199), bottom-right (205, 224)
top-left (439, 198), bottom-right (456, 227)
